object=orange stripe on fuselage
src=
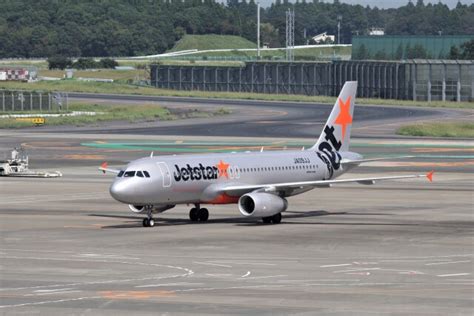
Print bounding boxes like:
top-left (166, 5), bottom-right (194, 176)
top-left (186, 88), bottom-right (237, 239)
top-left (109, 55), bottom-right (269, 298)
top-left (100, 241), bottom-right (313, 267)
top-left (205, 193), bottom-right (240, 204)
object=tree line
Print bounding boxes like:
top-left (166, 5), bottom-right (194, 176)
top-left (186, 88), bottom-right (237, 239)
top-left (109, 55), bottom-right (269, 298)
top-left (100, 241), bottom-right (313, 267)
top-left (0, 0), bottom-right (473, 58)
top-left (47, 57), bottom-right (118, 70)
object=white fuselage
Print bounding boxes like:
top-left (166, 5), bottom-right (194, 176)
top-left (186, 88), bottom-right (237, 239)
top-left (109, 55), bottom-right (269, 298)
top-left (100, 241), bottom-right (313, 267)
top-left (109, 149), bottom-right (360, 206)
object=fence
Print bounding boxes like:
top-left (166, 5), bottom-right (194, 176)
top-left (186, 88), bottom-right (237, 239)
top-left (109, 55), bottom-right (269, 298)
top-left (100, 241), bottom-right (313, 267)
top-left (150, 59), bottom-right (474, 102)
top-left (0, 91), bottom-right (69, 112)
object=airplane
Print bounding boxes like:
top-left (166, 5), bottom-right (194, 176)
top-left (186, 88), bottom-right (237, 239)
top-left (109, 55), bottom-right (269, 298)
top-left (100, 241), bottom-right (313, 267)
top-left (100, 81), bottom-right (434, 227)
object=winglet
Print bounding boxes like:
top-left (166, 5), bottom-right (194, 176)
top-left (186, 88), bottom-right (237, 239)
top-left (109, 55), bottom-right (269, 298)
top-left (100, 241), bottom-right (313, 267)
top-left (100, 162), bottom-right (108, 174)
top-left (426, 170), bottom-right (434, 182)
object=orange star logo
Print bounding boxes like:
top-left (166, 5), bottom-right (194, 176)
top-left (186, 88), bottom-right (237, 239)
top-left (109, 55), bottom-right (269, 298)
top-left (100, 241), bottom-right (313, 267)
top-left (334, 96), bottom-right (353, 141)
top-left (216, 160), bottom-right (230, 178)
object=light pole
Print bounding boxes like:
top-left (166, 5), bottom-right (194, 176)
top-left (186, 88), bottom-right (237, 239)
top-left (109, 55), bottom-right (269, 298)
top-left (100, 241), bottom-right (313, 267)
top-left (257, 3), bottom-right (260, 59)
top-left (337, 15), bottom-right (342, 45)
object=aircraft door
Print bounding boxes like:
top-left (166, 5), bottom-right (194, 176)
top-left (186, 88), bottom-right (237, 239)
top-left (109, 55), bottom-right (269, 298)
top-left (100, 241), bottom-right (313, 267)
top-left (157, 162), bottom-right (172, 187)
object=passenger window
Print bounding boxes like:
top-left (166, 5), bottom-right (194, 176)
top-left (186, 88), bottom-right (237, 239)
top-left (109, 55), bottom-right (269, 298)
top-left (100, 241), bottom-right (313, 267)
top-left (124, 171), bottom-right (135, 177)
top-left (117, 170), bottom-right (124, 177)
top-left (136, 171), bottom-right (144, 177)
top-left (143, 171), bottom-right (150, 178)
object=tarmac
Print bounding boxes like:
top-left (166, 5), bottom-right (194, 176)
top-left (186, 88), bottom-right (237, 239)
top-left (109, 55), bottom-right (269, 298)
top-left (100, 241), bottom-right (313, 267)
top-left (0, 98), bottom-right (473, 315)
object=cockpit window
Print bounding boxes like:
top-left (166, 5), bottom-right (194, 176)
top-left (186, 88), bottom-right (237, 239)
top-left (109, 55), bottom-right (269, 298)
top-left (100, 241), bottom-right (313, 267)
top-left (124, 171), bottom-right (136, 177)
top-left (119, 170), bottom-right (149, 178)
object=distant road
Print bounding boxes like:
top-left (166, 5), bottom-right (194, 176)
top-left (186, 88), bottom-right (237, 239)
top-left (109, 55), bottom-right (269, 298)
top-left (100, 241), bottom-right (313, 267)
top-left (67, 92), bottom-right (446, 138)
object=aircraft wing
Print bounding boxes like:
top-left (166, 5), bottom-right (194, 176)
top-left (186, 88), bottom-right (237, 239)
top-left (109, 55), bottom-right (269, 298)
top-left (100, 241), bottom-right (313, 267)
top-left (222, 171), bottom-right (434, 194)
top-left (99, 162), bottom-right (121, 174)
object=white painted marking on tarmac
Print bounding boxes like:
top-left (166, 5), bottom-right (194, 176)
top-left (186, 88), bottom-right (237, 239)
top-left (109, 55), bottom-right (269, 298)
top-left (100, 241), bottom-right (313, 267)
top-left (0, 248), bottom-right (75, 254)
top-left (333, 268), bottom-right (381, 274)
top-left (34, 288), bottom-right (75, 293)
top-left (240, 274), bottom-right (287, 280)
top-left (28, 291), bottom-right (83, 296)
top-left (241, 271), bottom-right (251, 278)
top-left (354, 262), bottom-right (379, 265)
top-left (320, 263), bottom-right (352, 268)
top-left (75, 253), bottom-right (140, 260)
top-left (0, 296), bottom-right (101, 309)
top-left (135, 282), bottom-right (203, 288)
top-left (194, 261), bottom-right (232, 268)
top-left (0, 255), bottom-right (194, 291)
top-left (437, 273), bottom-right (471, 277)
top-left (378, 254), bottom-right (473, 262)
top-left (281, 279), bottom-right (361, 283)
top-left (174, 284), bottom-right (287, 293)
top-left (425, 260), bottom-right (471, 266)
top-left (213, 261), bottom-right (276, 266)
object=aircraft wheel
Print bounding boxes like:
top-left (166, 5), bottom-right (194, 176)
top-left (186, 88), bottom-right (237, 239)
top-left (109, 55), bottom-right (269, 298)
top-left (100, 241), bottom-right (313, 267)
top-left (148, 218), bottom-right (155, 227)
top-left (271, 213), bottom-right (282, 224)
top-left (189, 208), bottom-right (199, 221)
top-left (143, 218), bottom-right (149, 227)
top-left (262, 216), bottom-right (272, 224)
top-left (198, 208), bottom-right (209, 222)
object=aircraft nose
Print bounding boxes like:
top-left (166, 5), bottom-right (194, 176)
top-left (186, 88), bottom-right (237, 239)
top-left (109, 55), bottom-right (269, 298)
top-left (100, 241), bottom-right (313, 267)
top-left (110, 181), bottom-right (132, 202)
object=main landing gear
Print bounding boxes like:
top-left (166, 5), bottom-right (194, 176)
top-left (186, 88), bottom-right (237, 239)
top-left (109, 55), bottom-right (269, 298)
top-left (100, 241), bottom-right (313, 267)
top-left (262, 213), bottom-right (282, 224)
top-left (189, 204), bottom-right (209, 222)
top-left (142, 206), bottom-right (155, 227)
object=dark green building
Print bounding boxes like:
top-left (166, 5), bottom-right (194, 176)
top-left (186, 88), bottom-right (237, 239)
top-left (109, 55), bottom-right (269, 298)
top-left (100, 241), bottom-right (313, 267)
top-left (352, 35), bottom-right (474, 60)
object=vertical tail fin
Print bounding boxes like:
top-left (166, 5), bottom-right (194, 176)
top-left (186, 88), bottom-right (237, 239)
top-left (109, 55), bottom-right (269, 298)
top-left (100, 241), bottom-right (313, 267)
top-left (310, 81), bottom-right (357, 152)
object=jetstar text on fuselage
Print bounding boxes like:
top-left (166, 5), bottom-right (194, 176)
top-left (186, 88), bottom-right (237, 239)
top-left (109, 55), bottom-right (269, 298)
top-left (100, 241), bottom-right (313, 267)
top-left (173, 163), bottom-right (219, 181)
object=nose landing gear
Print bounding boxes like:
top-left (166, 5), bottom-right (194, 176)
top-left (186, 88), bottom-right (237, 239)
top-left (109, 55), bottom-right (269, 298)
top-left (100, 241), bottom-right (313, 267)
top-left (143, 217), bottom-right (155, 227)
top-left (142, 206), bottom-right (155, 227)
top-left (189, 204), bottom-right (209, 222)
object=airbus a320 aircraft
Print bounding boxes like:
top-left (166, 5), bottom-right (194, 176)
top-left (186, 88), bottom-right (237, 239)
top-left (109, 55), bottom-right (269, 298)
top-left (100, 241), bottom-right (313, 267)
top-left (100, 81), bottom-right (433, 227)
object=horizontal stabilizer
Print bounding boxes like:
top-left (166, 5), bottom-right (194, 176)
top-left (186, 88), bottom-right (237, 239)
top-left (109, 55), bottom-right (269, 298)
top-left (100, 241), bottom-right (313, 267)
top-left (99, 162), bottom-right (121, 174)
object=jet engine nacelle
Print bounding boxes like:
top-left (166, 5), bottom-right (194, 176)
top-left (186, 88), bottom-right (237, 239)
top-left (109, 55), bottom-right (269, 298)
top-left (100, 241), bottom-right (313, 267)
top-left (128, 204), bottom-right (175, 214)
top-left (238, 192), bottom-right (288, 218)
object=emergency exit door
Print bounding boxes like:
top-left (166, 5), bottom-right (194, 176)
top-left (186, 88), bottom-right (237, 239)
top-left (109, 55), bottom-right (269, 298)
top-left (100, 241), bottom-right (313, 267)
top-left (157, 162), bottom-right (171, 187)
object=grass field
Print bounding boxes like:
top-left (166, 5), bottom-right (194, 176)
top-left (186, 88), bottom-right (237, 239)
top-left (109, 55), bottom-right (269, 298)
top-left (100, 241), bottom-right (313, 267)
top-left (187, 46), bottom-right (351, 60)
top-left (169, 34), bottom-right (256, 52)
top-left (0, 103), bottom-right (172, 128)
top-left (166, 34), bottom-right (350, 60)
top-left (0, 80), bottom-right (472, 109)
top-left (0, 101), bottom-right (232, 129)
top-left (397, 122), bottom-right (474, 138)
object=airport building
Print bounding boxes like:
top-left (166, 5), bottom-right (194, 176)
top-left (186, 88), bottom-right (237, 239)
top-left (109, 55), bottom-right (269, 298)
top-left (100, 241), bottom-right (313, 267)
top-left (0, 66), bottom-right (37, 82)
